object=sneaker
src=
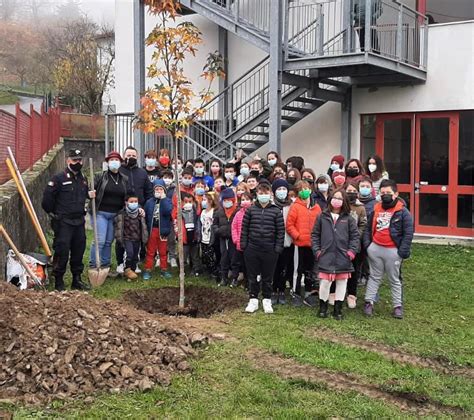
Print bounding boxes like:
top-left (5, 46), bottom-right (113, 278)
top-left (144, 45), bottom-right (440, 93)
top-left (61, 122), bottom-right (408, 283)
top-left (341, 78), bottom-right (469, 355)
top-left (393, 306), bottom-right (404, 319)
top-left (142, 271), bottom-right (151, 281)
top-left (161, 270), bottom-right (173, 280)
top-left (271, 292), bottom-right (279, 305)
top-left (155, 257), bottom-right (161, 268)
top-left (245, 298), bottom-right (259, 313)
top-left (279, 292), bottom-right (287, 305)
top-left (262, 298), bottom-right (274, 314)
top-left (347, 295), bottom-right (357, 309)
top-left (170, 258), bottom-right (178, 268)
top-left (116, 263), bottom-right (124, 275)
top-left (358, 276), bottom-right (367, 286)
top-left (303, 292), bottom-right (317, 307)
top-left (290, 291), bottom-right (303, 307)
top-left (230, 278), bottom-right (239, 288)
top-left (124, 268), bottom-right (138, 281)
top-left (364, 301), bottom-right (374, 317)
top-left (328, 293), bottom-right (335, 306)
top-left (135, 266), bottom-right (142, 274)
top-left (256, 274), bottom-right (261, 282)
top-left (194, 271), bottom-right (201, 277)
top-left (218, 277), bottom-right (228, 287)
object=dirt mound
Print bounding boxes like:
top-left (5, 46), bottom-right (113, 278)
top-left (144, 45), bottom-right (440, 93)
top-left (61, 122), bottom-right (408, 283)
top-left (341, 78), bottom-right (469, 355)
top-left (0, 282), bottom-right (208, 405)
top-left (123, 285), bottom-right (246, 318)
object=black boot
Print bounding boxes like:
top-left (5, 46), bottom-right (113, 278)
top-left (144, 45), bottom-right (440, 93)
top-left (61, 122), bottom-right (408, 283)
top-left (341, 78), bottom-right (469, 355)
top-left (54, 275), bottom-right (65, 292)
top-left (218, 276), bottom-right (228, 287)
top-left (71, 274), bottom-right (90, 291)
top-left (318, 299), bottom-right (328, 318)
top-left (333, 300), bottom-right (343, 321)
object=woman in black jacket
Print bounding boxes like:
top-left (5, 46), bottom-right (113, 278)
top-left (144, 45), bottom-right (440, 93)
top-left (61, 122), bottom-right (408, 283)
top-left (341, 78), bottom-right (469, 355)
top-left (311, 189), bottom-right (360, 320)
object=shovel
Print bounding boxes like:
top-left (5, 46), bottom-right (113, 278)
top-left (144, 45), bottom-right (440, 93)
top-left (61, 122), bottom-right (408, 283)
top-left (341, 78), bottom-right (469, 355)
top-left (88, 158), bottom-right (109, 287)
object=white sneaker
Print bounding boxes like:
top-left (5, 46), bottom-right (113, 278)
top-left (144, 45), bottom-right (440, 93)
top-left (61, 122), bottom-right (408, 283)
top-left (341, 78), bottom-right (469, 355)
top-left (262, 298), bottom-right (274, 314)
top-left (257, 274), bottom-right (261, 282)
top-left (328, 293), bottom-right (335, 306)
top-left (135, 266), bottom-right (142, 274)
top-left (170, 258), bottom-right (177, 268)
top-left (245, 298), bottom-right (259, 313)
top-left (116, 263), bottom-right (124, 274)
top-left (155, 257), bottom-right (160, 268)
top-left (347, 295), bottom-right (357, 309)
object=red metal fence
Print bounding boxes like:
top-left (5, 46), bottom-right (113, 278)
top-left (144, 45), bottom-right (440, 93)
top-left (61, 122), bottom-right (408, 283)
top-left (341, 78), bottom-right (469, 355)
top-left (0, 103), bottom-right (61, 184)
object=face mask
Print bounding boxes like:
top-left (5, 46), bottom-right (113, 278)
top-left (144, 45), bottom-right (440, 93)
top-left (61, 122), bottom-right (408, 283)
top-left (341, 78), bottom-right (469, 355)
top-left (145, 158), bottom-right (157, 167)
top-left (360, 186), bottom-right (372, 197)
top-left (268, 158), bottom-right (277, 167)
top-left (195, 187), bottom-right (205, 196)
top-left (346, 168), bottom-right (359, 177)
top-left (257, 194), bottom-right (271, 204)
top-left (127, 202), bottom-right (139, 211)
top-left (195, 167), bottom-right (204, 175)
top-left (287, 177), bottom-right (296, 185)
top-left (108, 160), bottom-right (121, 171)
top-left (331, 198), bottom-right (343, 209)
top-left (368, 164), bottom-right (377, 173)
top-left (381, 194), bottom-right (396, 207)
top-left (225, 173), bottom-right (235, 181)
top-left (240, 167), bottom-right (249, 176)
top-left (172, 164), bottom-right (183, 172)
top-left (223, 200), bottom-right (234, 209)
top-left (182, 178), bottom-right (192, 187)
top-left (201, 200), bottom-right (208, 209)
top-left (163, 178), bottom-right (173, 186)
top-left (275, 189), bottom-right (288, 201)
top-left (347, 192), bottom-right (358, 203)
top-left (159, 156), bottom-right (170, 166)
top-left (334, 175), bottom-right (346, 185)
top-left (125, 157), bottom-right (137, 167)
top-left (183, 203), bottom-right (193, 211)
top-left (154, 191), bottom-right (164, 199)
top-left (250, 170), bottom-right (260, 178)
top-left (318, 183), bottom-right (329, 192)
top-left (241, 201), bottom-right (252, 208)
top-left (302, 178), bottom-right (314, 184)
top-left (298, 189), bottom-right (311, 200)
top-left (69, 162), bottom-right (83, 172)
top-left (330, 163), bottom-right (340, 172)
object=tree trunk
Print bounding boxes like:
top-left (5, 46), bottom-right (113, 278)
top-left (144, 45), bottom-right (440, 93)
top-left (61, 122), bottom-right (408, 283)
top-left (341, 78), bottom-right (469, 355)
top-left (173, 134), bottom-right (186, 308)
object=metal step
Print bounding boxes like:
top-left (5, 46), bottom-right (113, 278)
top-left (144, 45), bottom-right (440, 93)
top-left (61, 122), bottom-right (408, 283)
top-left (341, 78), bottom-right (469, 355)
top-left (293, 96), bottom-right (324, 105)
top-left (281, 115), bottom-right (301, 122)
top-left (282, 105), bottom-right (313, 114)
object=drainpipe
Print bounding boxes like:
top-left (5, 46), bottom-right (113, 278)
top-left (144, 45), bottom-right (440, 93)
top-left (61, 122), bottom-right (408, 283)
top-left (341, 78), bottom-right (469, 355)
top-left (133, 0), bottom-right (145, 165)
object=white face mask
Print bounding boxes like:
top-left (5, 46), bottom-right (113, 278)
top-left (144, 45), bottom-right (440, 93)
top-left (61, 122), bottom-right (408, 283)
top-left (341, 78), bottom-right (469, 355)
top-left (225, 172), bottom-right (235, 181)
top-left (163, 178), bottom-right (173, 186)
top-left (318, 183), bottom-right (329, 192)
top-left (368, 164), bottom-right (377, 173)
top-left (154, 191), bottom-right (164, 199)
top-left (183, 203), bottom-right (193, 211)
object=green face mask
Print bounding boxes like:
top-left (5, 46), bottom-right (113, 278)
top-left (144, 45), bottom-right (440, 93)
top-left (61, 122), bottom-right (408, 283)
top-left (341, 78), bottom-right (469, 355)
top-left (298, 189), bottom-right (311, 200)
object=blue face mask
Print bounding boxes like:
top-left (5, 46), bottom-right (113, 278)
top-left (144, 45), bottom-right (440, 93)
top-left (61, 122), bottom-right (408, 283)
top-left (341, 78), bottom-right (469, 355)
top-left (275, 189), bottom-right (288, 200)
top-left (360, 186), bottom-right (372, 197)
top-left (257, 194), bottom-right (271, 204)
top-left (223, 200), bottom-right (234, 209)
top-left (195, 187), bottom-right (205, 196)
top-left (145, 158), bottom-right (156, 167)
top-left (127, 202), bottom-right (139, 211)
top-left (330, 163), bottom-right (340, 172)
top-left (182, 178), bottom-right (192, 187)
top-left (240, 167), bottom-right (250, 176)
top-left (201, 200), bottom-right (208, 209)
top-left (108, 160), bottom-right (121, 171)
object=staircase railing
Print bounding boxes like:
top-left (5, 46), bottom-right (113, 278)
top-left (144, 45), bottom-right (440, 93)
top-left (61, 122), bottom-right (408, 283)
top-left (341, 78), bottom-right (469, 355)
top-left (284, 0), bottom-right (428, 70)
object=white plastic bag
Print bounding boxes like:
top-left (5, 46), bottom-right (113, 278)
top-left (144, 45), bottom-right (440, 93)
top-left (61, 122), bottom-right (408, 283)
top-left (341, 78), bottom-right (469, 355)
top-left (6, 250), bottom-right (47, 289)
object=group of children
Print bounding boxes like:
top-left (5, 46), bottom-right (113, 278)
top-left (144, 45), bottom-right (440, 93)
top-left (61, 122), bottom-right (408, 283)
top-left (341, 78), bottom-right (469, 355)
top-left (113, 148), bottom-right (414, 319)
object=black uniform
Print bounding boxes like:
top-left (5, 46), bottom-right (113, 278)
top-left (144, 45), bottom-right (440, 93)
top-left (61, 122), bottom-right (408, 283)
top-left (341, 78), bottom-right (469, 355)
top-left (42, 167), bottom-right (88, 289)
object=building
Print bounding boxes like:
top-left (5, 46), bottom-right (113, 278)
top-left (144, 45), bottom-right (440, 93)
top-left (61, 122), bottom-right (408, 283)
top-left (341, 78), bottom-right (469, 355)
top-left (113, 0), bottom-right (473, 238)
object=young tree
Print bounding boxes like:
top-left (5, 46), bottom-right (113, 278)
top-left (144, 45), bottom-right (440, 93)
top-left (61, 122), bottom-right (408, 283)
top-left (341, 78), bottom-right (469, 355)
top-left (137, 0), bottom-right (224, 308)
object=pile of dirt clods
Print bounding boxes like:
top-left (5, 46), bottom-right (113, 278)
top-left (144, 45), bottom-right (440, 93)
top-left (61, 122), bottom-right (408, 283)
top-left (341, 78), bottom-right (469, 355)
top-left (0, 283), bottom-right (207, 405)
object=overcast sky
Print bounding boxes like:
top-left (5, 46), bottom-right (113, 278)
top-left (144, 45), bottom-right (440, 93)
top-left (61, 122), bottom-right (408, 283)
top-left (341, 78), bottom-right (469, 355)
top-left (79, 0), bottom-right (115, 26)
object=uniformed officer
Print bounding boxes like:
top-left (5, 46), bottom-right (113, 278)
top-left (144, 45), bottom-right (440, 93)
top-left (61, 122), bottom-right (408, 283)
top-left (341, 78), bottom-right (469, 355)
top-left (42, 149), bottom-right (93, 291)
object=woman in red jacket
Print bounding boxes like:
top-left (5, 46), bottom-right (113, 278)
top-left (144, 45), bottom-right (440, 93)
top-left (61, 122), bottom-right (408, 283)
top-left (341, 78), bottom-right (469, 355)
top-left (286, 180), bottom-right (322, 306)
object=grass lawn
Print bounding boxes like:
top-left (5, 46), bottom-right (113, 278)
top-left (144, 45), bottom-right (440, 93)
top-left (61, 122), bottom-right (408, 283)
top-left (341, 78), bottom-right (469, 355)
top-left (4, 243), bottom-right (474, 419)
top-left (0, 90), bottom-right (19, 105)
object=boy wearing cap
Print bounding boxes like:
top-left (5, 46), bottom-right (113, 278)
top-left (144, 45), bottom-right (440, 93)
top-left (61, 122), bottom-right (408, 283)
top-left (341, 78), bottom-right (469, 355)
top-left (143, 179), bottom-right (173, 280)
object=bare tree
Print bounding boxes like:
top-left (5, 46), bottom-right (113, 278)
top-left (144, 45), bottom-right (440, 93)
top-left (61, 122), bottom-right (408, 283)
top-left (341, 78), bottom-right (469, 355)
top-left (0, 0), bottom-right (18, 21)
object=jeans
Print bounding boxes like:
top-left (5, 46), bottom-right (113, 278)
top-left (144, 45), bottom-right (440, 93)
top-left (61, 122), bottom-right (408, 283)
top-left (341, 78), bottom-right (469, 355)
top-left (90, 211), bottom-right (116, 268)
top-left (124, 240), bottom-right (140, 271)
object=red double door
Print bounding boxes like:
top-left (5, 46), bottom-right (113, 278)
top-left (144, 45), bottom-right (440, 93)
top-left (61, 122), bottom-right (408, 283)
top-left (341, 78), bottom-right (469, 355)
top-left (370, 111), bottom-right (473, 237)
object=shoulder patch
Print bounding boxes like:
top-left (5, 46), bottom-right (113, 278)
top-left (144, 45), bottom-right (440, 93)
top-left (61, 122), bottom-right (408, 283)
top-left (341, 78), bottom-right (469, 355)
top-left (48, 181), bottom-right (55, 187)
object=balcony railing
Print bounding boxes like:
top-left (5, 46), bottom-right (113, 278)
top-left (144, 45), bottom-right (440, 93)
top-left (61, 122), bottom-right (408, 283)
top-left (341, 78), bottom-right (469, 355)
top-left (284, 0), bottom-right (428, 70)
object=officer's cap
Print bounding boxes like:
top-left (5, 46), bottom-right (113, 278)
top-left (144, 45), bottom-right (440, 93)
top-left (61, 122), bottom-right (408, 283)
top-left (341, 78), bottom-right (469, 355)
top-left (68, 149), bottom-right (83, 159)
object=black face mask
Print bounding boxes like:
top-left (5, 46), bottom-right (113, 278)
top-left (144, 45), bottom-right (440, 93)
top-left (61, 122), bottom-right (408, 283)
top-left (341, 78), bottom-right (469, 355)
top-left (346, 168), bottom-right (359, 178)
top-left (126, 157), bottom-right (137, 167)
top-left (250, 170), bottom-right (260, 178)
top-left (69, 162), bottom-right (83, 173)
top-left (381, 194), bottom-right (398, 209)
top-left (287, 177), bottom-right (296, 185)
top-left (347, 192), bottom-right (358, 203)
top-left (302, 178), bottom-right (314, 185)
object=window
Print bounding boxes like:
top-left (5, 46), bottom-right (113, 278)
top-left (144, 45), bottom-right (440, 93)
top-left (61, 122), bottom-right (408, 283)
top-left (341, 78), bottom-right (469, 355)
top-left (361, 115), bottom-right (376, 162)
top-left (459, 111), bottom-right (474, 186)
